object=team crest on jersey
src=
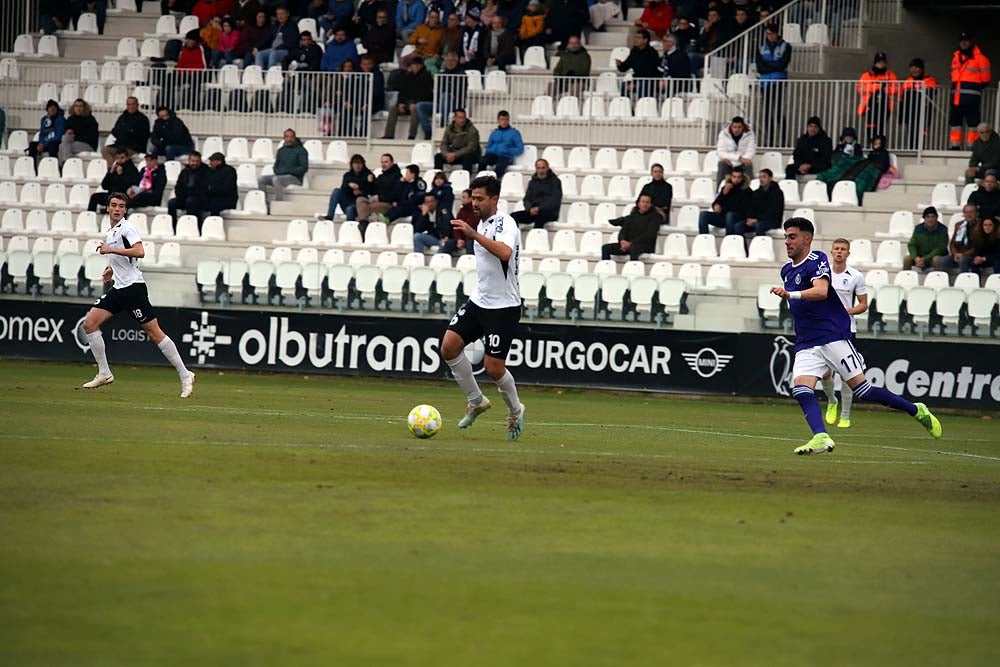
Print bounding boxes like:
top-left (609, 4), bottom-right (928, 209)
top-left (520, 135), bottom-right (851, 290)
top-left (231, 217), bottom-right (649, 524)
top-left (794, 273), bottom-right (802, 285)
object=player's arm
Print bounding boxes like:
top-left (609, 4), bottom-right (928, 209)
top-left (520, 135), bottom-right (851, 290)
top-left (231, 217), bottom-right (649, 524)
top-left (98, 240), bottom-right (145, 258)
top-left (450, 220), bottom-right (513, 262)
top-left (848, 292), bottom-right (868, 315)
top-left (772, 276), bottom-right (831, 301)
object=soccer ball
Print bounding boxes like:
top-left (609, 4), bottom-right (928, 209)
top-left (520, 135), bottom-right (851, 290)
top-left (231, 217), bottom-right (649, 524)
top-left (407, 404), bottom-right (442, 439)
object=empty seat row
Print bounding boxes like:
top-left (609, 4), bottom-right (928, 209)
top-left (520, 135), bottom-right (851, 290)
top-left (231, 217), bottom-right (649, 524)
top-left (520, 95), bottom-right (712, 124)
top-left (0, 182), bottom-right (91, 209)
top-left (870, 284), bottom-right (999, 336)
top-left (271, 220), bottom-right (413, 250)
top-left (1, 157), bottom-right (104, 183)
top-left (26, 82), bottom-right (153, 109)
top-left (2, 34), bottom-right (59, 58)
top-left (73, 59), bottom-right (147, 84)
top-left (866, 269), bottom-right (1000, 294)
top-left (921, 182), bottom-right (977, 211)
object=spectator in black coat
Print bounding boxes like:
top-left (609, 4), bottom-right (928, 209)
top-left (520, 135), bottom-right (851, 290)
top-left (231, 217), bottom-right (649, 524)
top-left (601, 194), bottom-right (661, 260)
top-left (148, 106), bottom-right (194, 161)
top-left (629, 163), bottom-right (673, 223)
top-left (617, 29), bottom-right (660, 98)
top-left (543, 0), bottom-right (588, 48)
top-left (88, 147), bottom-right (138, 212)
top-left (101, 96), bottom-right (150, 166)
top-left (485, 15), bottom-right (517, 71)
top-left (355, 154), bottom-right (403, 231)
top-left (698, 166), bottom-right (752, 235)
top-left (731, 168), bottom-right (784, 237)
top-left (460, 8), bottom-right (487, 71)
top-left (360, 54), bottom-right (386, 113)
top-left (969, 171), bottom-right (1000, 221)
top-left (658, 33), bottom-right (693, 96)
top-left (511, 159), bottom-right (563, 229)
top-left (205, 152), bottom-right (239, 219)
top-left (786, 116), bottom-right (834, 179)
top-left (383, 164), bottom-right (428, 222)
top-left (361, 8), bottom-right (395, 64)
top-left (58, 98), bottom-right (99, 165)
top-left (381, 57), bottom-right (435, 140)
top-left (318, 153), bottom-right (375, 220)
top-left (126, 153), bottom-right (168, 209)
top-left (253, 6), bottom-right (299, 68)
top-left (412, 192), bottom-right (459, 254)
top-left (167, 151), bottom-right (210, 225)
top-left (282, 30), bottom-right (323, 71)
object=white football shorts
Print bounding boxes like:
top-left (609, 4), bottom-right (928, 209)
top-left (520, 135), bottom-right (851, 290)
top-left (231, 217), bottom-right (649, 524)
top-left (792, 339), bottom-right (866, 381)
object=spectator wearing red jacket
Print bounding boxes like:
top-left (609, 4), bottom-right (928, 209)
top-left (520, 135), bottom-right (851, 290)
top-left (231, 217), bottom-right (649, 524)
top-left (635, 0), bottom-right (675, 40)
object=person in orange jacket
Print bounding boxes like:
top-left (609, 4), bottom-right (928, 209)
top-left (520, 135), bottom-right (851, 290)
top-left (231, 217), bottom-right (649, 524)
top-left (857, 52), bottom-right (898, 143)
top-left (898, 58), bottom-right (938, 148)
top-left (949, 32), bottom-right (991, 150)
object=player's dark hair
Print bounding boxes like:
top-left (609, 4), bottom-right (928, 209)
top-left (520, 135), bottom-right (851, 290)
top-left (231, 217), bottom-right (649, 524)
top-left (832, 238), bottom-right (851, 247)
top-left (108, 192), bottom-right (128, 206)
top-left (784, 217), bottom-right (814, 235)
top-left (470, 175), bottom-right (501, 198)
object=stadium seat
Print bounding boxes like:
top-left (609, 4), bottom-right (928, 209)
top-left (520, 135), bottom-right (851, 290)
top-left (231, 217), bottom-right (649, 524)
top-left (804, 23), bottom-right (830, 46)
top-left (541, 145), bottom-right (564, 170)
top-left (757, 283), bottom-right (783, 324)
top-left (663, 233), bottom-right (689, 260)
top-left (801, 180), bottom-right (830, 205)
top-left (599, 274), bottom-right (629, 320)
top-left (874, 240), bottom-right (903, 269)
top-left (831, 181), bottom-right (859, 206)
top-left (270, 246), bottom-right (293, 264)
top-left (199, 216), bottom-right (225, 242)
top-left (745, 236), bottom-right (775, 263)
top-left (25, 209), bottom-right (48, 235)
top-left (375, 251), bottom-right (399, 267)
top-left (689, 234), bottom-right (718, 260)
top-left (519, 272), bottom-right (545, 315)
top-left (877, 210), bottom-right (915, 238)
top-left (924, 182), bottom-right (957, 209)
top-left (2, 209), bottom-right (23, 233)
top-left (157, 242), bottom-right (182, 268)
top-left (953, 272), bottom-right (981, 295)
top-left (522, 95), bottom-right (554, 122)
top-left (778, 179), bottom-right (800, 204)
top-left (923, 271), bottom-right (950, 290)
top-left (893, 270), bottom-right (920, 289)
top-left (865, 269), bottom-right (889, 291)
top-left (50, 211), bottom-right (74, 236)
top-left (348, 249), bottom-right (371, 266)
top-left (175, 216), bottom-right (200, 241)
top-left (936, 287), bottom-right (966, 333)
top-left (243, 190), bottom-right (267, 215)
top-left (689, 177), bottom-right (715, 203)
top-left (873, 284), bottom-right (904, 331)
top-left (275, 219), bottom-right (310, 245)
top-left (325, 140), bottom-right (349, 165)
top-left (704, 263), bottom-right (732, 290)
top-left (673, 204), bottom-right (698, 231)
top-left (783, 22), bottom-right (803, 44)
top-left (965, 289), bottom-right (998, 335)
top-left (149, 214), bottom-right (173, 240)
top-left (677, 263), bottom-right (702, 289)
top-left (905, 286), bottom-right (936, 331)
top-left (675, 150), bottom-right (701, 175)
top-left (719, 235), bottom-right (747, 261)
top-left (850, 239), bottom-right (874, 266)
top-left (555, 96), bottom-right (581, 120)
top-left (196, 260), bottom-right (221, 301)
top-left (621, 260), bottom-right (645, 278)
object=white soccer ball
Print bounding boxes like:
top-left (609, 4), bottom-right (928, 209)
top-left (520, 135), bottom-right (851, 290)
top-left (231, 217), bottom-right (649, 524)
top-left (407, 404), bottom-right (442, 439)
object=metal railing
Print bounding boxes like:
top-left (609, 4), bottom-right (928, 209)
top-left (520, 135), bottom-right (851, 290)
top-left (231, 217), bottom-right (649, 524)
top-left (0, 62), bottom-right (373, 144)
top-left (0, 0), bottom-right (38, 53)
top-left (703, 0), bottom-right (904, 79)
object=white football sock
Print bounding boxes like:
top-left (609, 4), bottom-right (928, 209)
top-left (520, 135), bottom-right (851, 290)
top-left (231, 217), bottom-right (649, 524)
top-left (445, 354), bottom-right (483, 404)
top-left (86, 331), bottom-right (111, 376)
top-left (157, 336), bottom-right (192, 379)
top-left (840, 383), bottom-right (854, 420)
top-left (820, 378), bottom-right (838, 404)
top-left (496, 370), bottom-right (521, 415)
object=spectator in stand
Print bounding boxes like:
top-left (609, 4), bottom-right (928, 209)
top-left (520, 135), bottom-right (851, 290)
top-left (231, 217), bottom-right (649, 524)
top-left (200, 14), bottom-right (224, 51)
top-left (321, 26), bottom-right (359, 71)
top-left (159, 0), bottom-right (196, 14)
top-left (965, 123), bottom-right (1000, 184)
top-left (731, 168), bottom-right (784, 238)
top-left (690, 8), bottom-right (732, 76)
top-left (658, 33), bottom-right (693, 96)
top-left (148, 107), bottom-right (194, 161)
top-left (316, 0), bottom-right (355, 35)
top-left (192, 0), bottom-right (232, 26)
top-left (285, 29), bottom-right (324, 71)
top-left (602, 194), bottom-right (660, 261)
top-left (699, 166), bottom-right (751, 235)
top-left (355, 154), bottom-right (403, 228)
top-left (756, 23), bottom-right (791, 147)
top-left (88, 148), bottom-right (138, 212)
top-left (58, 99), bottom-right (99, 165)
top-left (817, 133), bottom-right (890, 204)
top-left (254, 6), bottom-right (297, 69)
top-left (212, 18), bottom-right (243, 67)
top-left (544, 0), bottom-right (588, 48)
top-left (435, 108), bottom-right (481, 172)
top-left (441, 11), bottom-right (464, 56)
top-left (481, 110), bottom-right (524, 180)
top-left (40, 0), bottom-right (72, 34)
top-left (479, 0), bottom-right (498, 26)
top-left (898, 58), bottom-right (938, 147)
top-left (362, 9), bottom-right (396, 64)
top-left (456, 187), bottom-right (476, 226)
top-left (70, 1), bottom-right (108, 35)
top-left (968, 170), bottom-right (1000, 221)
top-left (317, 154), bottom-right (375, 221)
top-left (231, 0), bottom-right (261, 25)
top-left (28, 100), bottom-right (65, 162)
top-left (857, 52), bottom-right (898, 142)
top-left (904, 206), bottom-right (949, 272)
top-left (511, 159), bottom-right (562, 229)
top-left (380, 164), bottom-right (427, 222)
top-left (428, 169), bottom-right (454, 212)
top-left (101, 96), bottom-right (150, 167)
top-left (553, 34), bottom-right (590, 97)
top-left (167, 150), bottom-right (210, 225)
top-left (484, 15), bottom-right (517, 72)
top-left (257, 128), bottom-right (308, 208)
top-left (635, 0), bottom-right (674, 39)
top-left (412, 192), bottom-right (458, 253)
top-left (178, 29), bottom-right (209, 70)
top-left (949, 32), bottom-right (992, 150)
top-left (381, 57), bottom-right (435, 140)
top-left (617, 29), bottom-right (660, 99)
top-left (125, 153), bottom-right (168, 209)
top-left (239, 11), bottom-right (268, 67)
top-left (204, 152), bottom-right (239, 221)
top-left (672, 15), bottom-right (697, 54)
top-left (518, 1), bottom-right (547, 58)
top-left (731, 6), bottom-right (753, 37)
top-left (359, 55), bottom-right (386, 113)
top-left (634, 163), bottom-right (672, 223)
top-left (396, 0), bottom-right (427, 43)
top-left (460, 7), bottom-right (487, 71)
top-left (401, 10), bottom-right (444, 70)
top-left (936, 203), bottom-right (978, 272)
top-left (786, 116), bottom-right (833, 180)
top-left (968, 216), bottom-right (1000, 273)
top-left (434, 51), bottom-right (467, 121)
top-left (716, 115), bottom-right (756, 185)
top-left (353, 0), bottom-right (385, 37)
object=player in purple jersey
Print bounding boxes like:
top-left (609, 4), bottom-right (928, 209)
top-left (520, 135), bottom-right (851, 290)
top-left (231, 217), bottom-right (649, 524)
top-left (770, 217), bottom-right (942, 454)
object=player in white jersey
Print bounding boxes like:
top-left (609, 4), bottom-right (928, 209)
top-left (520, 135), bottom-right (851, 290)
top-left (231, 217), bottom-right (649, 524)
top-left (819, 238), bottom-right (869, 428)
top-left (80, 192), bottom-right (196, 397)
top-left (441, 175), bottom-right (526, 440)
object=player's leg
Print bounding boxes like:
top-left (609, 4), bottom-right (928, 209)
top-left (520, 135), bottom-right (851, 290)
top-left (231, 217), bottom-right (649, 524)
top-left (790, 348), bottom-right (835, 455)
top-left (441, 304), bottom-right (491, 427)
top-left (838, 383), bottom-right (854, 428)
top-left (481, 305), bottom-right (525, 441)
top-left (128, 285), bottom-right (196, 397)
top-left (81, 304), bottom-right (116, 387)
top-left (820, 368), bottom-right (839, 425)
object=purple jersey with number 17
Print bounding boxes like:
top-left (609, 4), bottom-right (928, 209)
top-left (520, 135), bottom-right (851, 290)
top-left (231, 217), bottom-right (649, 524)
top-left (780, 250), bottom-right (853, 352)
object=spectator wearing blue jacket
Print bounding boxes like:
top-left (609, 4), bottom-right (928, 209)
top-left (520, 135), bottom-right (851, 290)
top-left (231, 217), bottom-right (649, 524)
top-left (313, 0), bottom-right (355, 36)
top-left (396, 0), bottom-right (427, 43)
top-left (321, 27), bottom-right (359, 71)
top-left (29, 100), bottom-right (66, 160)
top-left (756, 23), bottom-right (792, 146)
top-left (482, 110), bottom-right (523, 179)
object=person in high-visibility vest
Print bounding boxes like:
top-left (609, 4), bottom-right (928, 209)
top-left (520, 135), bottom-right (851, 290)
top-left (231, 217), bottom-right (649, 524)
top-left (899, 58), bottom-right (938, 149)
top-left (949, 32), bottom-right (991, 150)
top-left (857, 52), bottom-right (899, 143)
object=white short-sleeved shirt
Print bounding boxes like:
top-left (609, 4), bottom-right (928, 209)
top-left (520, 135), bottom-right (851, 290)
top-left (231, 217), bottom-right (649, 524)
top-left (831, 266), bottom-right (867, 333)
top-left (472, 212), bottom-right (520, 309)
top-left (105, 219), bottom-right (145, 289)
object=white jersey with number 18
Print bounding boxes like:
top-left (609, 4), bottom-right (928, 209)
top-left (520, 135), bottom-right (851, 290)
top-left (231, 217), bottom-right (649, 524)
top-left (471, 212), bottom-right (521, 309)
top-left (831, 266), bottom-right (867, 333)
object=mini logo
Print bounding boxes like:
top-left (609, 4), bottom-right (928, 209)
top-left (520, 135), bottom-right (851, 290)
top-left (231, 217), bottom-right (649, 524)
top-left (462, 338), bottom-right (487, 376)
top-left (769, 336), bottom-right (795, 396)
top-left (794, 273), bottom-right (802, 285)
top-left (182, 311), bottom-right (233, 364)
top-left (681, 348), bottom-right (733, 379)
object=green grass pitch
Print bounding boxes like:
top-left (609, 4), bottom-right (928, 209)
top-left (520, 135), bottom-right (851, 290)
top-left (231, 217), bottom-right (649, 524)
top-left (1, 359), bottom-right (999, 666)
